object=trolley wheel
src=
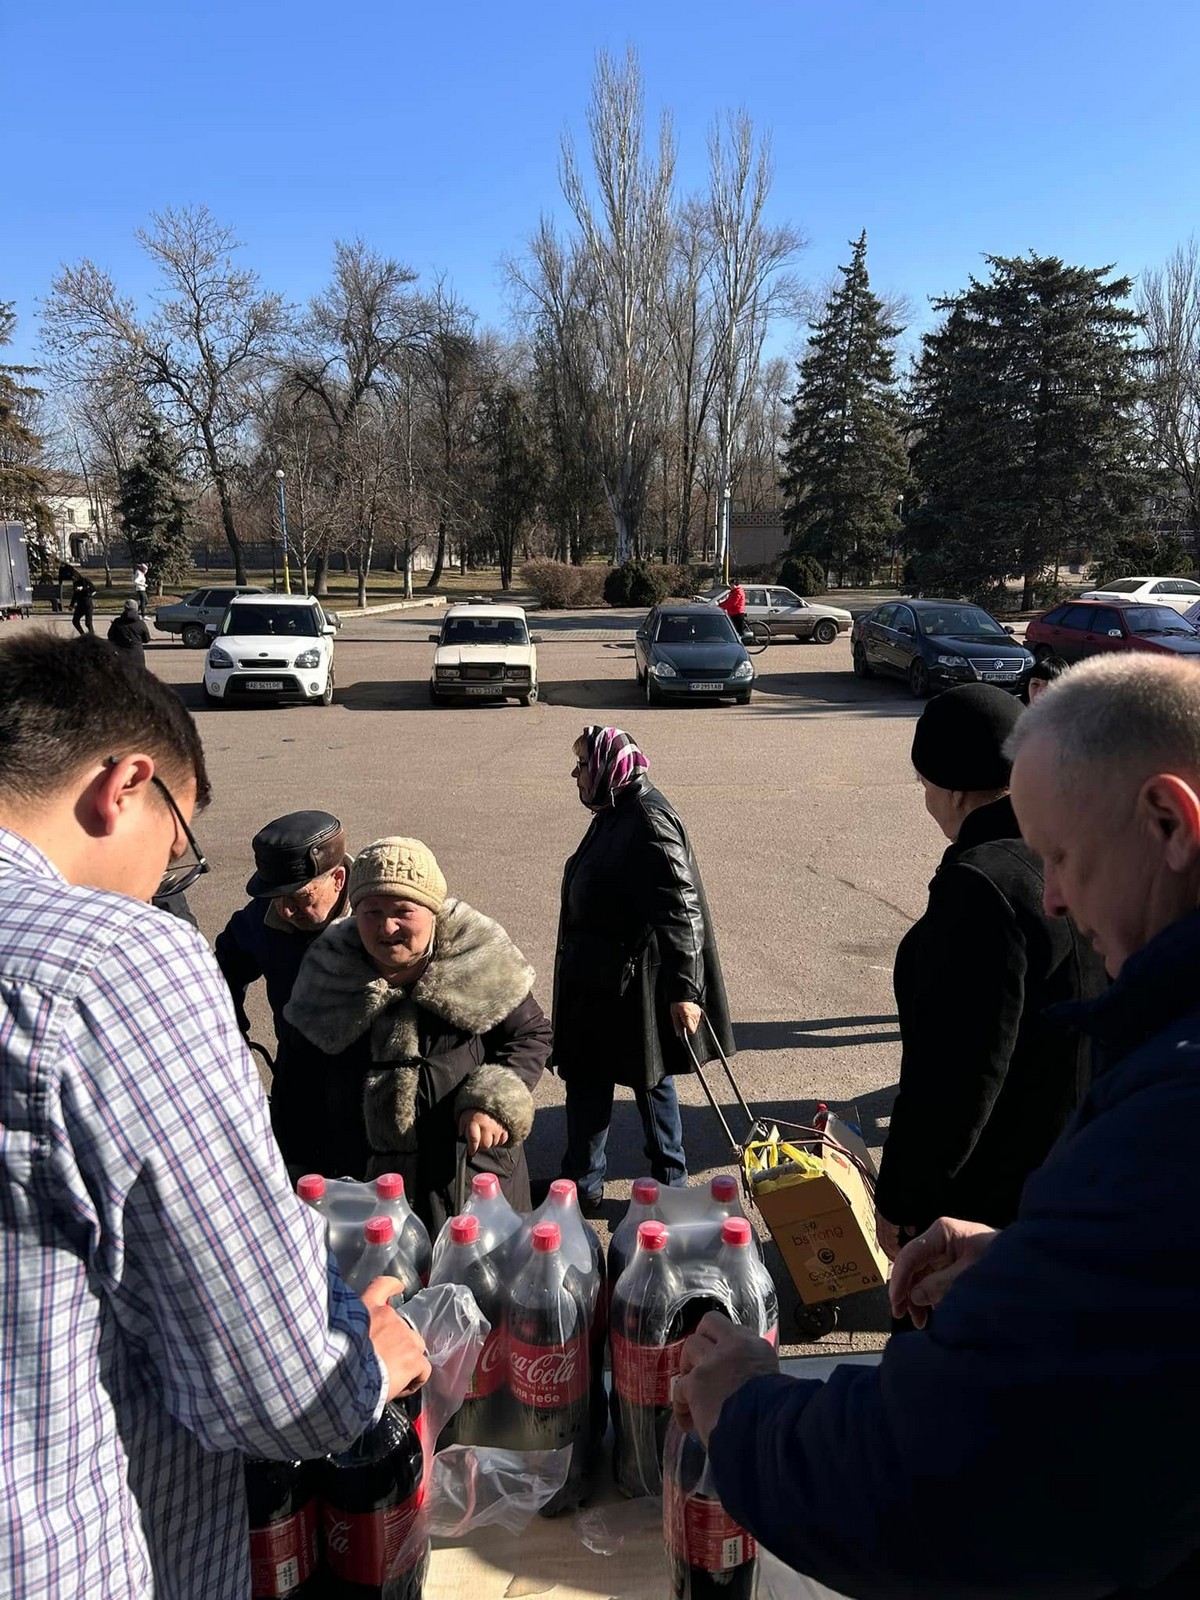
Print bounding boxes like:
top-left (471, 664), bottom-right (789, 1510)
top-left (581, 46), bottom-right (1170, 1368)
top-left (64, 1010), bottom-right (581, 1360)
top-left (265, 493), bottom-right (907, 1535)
top-left (793, 1301), bottom-right (839, 1340)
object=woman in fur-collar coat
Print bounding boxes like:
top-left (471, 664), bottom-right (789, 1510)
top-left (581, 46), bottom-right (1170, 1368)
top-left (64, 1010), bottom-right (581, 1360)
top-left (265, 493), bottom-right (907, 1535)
top-left (282, 837), bottom-right (551, 1230)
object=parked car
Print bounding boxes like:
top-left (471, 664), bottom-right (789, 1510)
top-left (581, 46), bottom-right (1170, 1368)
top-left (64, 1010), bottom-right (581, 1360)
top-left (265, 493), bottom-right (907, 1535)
top-left (1079, 575), bottom-right (1200, 614)
top-left (851, 599), bottom-right (1033, 697)
top-left (428, 603), bottom-right (539, 705)
top-left (694, 584), bottom-right (852, 644)
top-left (1026, 600), bottom-right (1200, 663)
top-left (203, 595), bottom-right (336, 707)
top-left (635, 604), bottom-right (755, 704)
top-left (156, 585), bottom-right (265, 647)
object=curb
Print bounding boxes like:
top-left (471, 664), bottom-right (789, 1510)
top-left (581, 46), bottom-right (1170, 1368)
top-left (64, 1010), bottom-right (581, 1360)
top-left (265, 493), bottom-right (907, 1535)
top-left (341, 596), bottom-right (449, 618)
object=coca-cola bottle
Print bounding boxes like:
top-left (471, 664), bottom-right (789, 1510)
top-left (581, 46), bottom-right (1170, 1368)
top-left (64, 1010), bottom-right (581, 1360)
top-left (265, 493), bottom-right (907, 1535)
top-left (610, 1221), bottom-right (685, 1497)
top-left (606, 1179), bottom-right (661, 1294)
top-left (245, 1457), bottom-right (321, 1598)
top-left (429, 1214), bottom-right (510, 1447)
top-left (345, 1217), bottom-right (404, 1295)
top-left (506, 1220), bottom-right (590, 1516)
top-left (322, 1402), bottom-right (428, 1599)
top-left (663, 1419), bottom-right (756, 1600)
top-left (715, 1217), bottom-right (779, 1345)
top-left (431, 1172), bottom-right (522, 1274)
top-left (371, 1174), bottom-right (431, 1289)
top-left (536, 1180), bottom-right (606, 1446)
top-left (297, 1173), bottom-right (333, 1220)
top-left (707, 1176), bottom-right (760, 1252)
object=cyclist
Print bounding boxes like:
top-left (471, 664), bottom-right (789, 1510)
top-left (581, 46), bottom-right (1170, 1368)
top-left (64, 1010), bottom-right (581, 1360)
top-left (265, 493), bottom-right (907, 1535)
top-left (718, 581), bottom-right (749, 639)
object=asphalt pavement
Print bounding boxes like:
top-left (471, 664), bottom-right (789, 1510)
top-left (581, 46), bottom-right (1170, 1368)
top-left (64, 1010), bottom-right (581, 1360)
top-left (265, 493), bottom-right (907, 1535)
top-left (50, 605), bottom-right (946, 1350)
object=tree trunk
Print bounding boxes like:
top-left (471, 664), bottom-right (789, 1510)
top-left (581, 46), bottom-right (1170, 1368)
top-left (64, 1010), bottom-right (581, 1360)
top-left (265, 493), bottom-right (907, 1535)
top-left (357, 540), bottom-right (372, 609)
top-left (205, 447), bottom-right (247, 582)
top-left (1022, 570), bottom-right (1036, 610)
top-left (427, 520), bottom-right (447, 588)
top-left (404, 542), bottom-right (414, 599)
top-left (312, 550), bottom-right (330, 597)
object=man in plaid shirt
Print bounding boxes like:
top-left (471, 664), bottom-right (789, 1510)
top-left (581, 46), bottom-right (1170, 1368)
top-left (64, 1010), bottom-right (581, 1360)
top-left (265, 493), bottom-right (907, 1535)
top-left (0, 634), bottom-right (430, 1599)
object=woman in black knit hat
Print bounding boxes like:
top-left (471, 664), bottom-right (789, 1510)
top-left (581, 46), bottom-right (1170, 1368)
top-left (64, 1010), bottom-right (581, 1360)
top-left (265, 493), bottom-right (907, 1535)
top-left (873, 684), bottom-right (1104, 1266)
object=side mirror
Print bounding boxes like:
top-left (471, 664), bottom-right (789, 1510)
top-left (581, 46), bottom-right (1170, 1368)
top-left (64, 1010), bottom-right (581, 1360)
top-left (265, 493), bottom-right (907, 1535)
top-left (428, 632), bottom-right (441, 642)
top-left (322, 623), bottom-right (336, 636)
top-left (1108, 629), bottom-right (1122, 638)
top-left (1003, 625), bottom-right (1016, 635)
top-left (531, 634), bottom-right (545, 644)
top-left (204, 623), bottom-right (217, 637)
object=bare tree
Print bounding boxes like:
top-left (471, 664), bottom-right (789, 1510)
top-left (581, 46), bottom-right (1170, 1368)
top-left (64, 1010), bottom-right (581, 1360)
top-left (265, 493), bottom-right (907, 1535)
top-left (1140, 238), bottom-right (1200, 566)
top-left (517, 48), bottom-right (677, 562)
top-left (43, 205), bottom-right (287, 581)
top-left (704, 112), bottom-right (805, 578)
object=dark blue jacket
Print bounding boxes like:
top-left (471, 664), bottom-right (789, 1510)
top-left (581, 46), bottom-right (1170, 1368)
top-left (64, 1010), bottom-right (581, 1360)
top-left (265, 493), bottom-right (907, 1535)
top-left (710, 908), bottom-right (1200, 1600)
top-left (213, 896), bottom-right (340, 1037)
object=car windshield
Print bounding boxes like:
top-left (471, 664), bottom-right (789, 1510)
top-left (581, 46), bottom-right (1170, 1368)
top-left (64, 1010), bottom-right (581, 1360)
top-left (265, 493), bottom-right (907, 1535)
top-left (1123, 605), bottom-right (1200, 637)
top-left (1094, 578), bottom-right (1145, 593)
top-left (916, 606), bottom-right (1006, 639)
top-left (442, 617), bottom-right (528, 645)
top-left (656, 613), bottom-right (738, 644)
top-left (223, 605), bottom-right (320, 637)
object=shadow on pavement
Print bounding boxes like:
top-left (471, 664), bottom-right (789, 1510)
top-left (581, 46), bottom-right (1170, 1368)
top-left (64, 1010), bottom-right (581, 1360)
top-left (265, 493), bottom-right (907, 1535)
top-left (735, 1015), bottom-right (902, 1052)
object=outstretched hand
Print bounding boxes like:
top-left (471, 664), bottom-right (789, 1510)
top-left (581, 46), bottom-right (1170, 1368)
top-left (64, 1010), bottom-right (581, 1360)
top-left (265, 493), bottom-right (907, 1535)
top-left (888, 1218), bottom-right (998, 1328)
top-left (672, 1312), bottom-right (779, 1446)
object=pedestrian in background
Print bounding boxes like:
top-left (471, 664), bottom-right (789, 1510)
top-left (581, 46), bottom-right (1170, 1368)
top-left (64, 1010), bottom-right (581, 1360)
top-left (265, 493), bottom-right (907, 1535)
top-left (132, 562), bottom-right (149, 616)
top-left (873, 684), bottom-right (1103, 1260)
top-left (67, 565), bottom-right (96, 635)
top-left (1023, 653), bottom-right (1068, 704)
top-left (553, 725), bottom-right (735, 1215)
top-left (107, 598), bottom-right (151, 668)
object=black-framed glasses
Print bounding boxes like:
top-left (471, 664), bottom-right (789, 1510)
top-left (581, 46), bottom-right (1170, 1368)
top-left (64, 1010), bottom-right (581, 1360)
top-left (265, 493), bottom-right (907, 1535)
top-left (107, 755), bottom-right (209, 899)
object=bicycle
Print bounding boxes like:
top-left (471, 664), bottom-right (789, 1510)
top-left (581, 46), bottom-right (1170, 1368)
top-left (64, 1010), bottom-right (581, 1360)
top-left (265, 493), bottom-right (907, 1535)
top-left (737, 618), bottom-right (771, 655)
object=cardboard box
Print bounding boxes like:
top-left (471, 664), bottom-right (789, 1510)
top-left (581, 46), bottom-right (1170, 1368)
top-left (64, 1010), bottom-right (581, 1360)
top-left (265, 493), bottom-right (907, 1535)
top-left (749, 1115), bottom-right (890, 1306)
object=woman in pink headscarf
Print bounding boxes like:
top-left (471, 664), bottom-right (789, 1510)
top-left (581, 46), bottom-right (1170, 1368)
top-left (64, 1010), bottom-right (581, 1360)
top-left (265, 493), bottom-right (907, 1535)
top-left (552, 725), bottom-right (735, 1216)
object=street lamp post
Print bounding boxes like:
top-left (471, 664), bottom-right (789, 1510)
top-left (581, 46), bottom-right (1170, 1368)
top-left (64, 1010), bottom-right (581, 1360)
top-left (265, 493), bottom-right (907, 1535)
top-left (274, 469), bottom-right (292, 595)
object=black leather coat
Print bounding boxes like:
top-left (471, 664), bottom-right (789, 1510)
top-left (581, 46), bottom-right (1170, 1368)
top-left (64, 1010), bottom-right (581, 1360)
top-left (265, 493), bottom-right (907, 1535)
top-left (552, 776), bottom-right (734, 1090)
top-left (874, 796), bottom-right (1105, 1234)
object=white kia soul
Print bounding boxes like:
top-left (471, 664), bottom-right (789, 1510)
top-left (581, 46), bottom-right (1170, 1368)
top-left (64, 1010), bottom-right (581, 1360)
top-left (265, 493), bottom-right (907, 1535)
top-left (204, 594), bottom-right (336, 707)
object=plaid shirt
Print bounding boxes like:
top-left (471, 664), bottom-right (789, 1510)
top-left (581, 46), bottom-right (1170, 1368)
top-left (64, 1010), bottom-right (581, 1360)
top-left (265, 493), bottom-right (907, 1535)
top-left (0, 828), bottom-right (385, 1599)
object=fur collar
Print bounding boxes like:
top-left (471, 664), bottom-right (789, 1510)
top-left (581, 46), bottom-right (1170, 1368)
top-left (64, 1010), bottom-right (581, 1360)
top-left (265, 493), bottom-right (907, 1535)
top-left (284, 897), bottom-right (535, 1058)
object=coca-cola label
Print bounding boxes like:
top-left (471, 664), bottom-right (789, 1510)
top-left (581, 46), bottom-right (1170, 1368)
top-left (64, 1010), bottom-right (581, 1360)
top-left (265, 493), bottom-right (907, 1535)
top-left (611, 1328), bottom-right (685, 1407)
top-left (507, 1334), bottom-right (588, 1408)
top-left (469, 1326), bottom-right (507, 1398)
top-left (664, 1475), bottom-right (757, 1571)
top-left (249, 1501), bottom-right (318, 1597)
top-left (322, 1494), bottom-right (421, 1587)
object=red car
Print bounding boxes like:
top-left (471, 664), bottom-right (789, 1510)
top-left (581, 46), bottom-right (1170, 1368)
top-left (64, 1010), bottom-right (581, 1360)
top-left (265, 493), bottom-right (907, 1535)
top-left (1025, 599), bottom-right (1200, 663)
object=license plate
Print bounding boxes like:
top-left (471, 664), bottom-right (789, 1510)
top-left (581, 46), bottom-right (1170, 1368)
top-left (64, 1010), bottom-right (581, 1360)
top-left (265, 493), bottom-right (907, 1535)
top-left (245, 680), bottom-right (284, 690)
top-left (464, 686), bottom-right (495, 695)
top-left (690, 681), bottom-right (724, 691)
top-left (979, 672), bottom-right (1017, 682)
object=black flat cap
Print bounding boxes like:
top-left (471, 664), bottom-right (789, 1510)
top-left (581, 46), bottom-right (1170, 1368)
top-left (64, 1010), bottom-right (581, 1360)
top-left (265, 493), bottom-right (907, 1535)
top-left (246, 810), bottom-right (346, 898)
top-left (911, 684), bottom-right (1023, 792)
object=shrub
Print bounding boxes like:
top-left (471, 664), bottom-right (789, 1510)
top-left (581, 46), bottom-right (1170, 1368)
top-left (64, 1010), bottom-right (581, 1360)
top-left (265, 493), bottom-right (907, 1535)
top-left (573, 565), bottom-right (607, 606)
top-left (520, 559), bottom-right (590, 610)
top-left (602, 564), bottom-right (633, 606)
top-left (777, 553), bottom-right (827, 596)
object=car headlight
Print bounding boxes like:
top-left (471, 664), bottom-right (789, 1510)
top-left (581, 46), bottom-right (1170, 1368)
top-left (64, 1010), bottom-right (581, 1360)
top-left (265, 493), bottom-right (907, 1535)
top-left (294, 647), bottom-right (322, 669)
top-left (731, 659), bottom-right (754, 679)
top-left (936, 654), bottom-right (969, 668)
top-left (652, 661), bottom-right (678, 678)
top-left (207, 646), bottom-right (233, 668)
top-left (436, 667), bottom-right (460, 681)
top-left (504, 666), bottom-right (531, 681)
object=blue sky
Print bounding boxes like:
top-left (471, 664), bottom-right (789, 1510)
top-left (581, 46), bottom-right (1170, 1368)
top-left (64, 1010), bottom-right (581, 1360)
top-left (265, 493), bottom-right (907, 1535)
top-left (6, 0), bottom-right (1199, 371)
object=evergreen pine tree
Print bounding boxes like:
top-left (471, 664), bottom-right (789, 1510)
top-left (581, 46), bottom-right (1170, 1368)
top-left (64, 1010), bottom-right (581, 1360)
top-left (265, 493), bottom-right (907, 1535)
top-left (0, 302), bottom-right (55, 575)
top-left (115, 421), bottom-right (193, 589)
top-left (779, 233), bottom-right (908, 585)
top-left (908, 253), bottom-right (1149, 606)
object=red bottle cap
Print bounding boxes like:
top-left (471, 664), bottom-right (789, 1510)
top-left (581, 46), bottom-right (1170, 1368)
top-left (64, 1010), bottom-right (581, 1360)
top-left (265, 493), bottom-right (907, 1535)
top-left (472, 1173), bottom-right (500, 1199)
top-left (632, 1179), bottom-right (660, 1204)
top-left (549, 1179), bottom-right (577, 1204)
top-left (365, 1216), bottom-right (395, 1245)
top-left (297, 1174), bottom-right (326, 1202)
top-left (721, 1218), bottom-right (752, 1247)
top-left (532, 1221), bottom-right (561, 1253)
top-left (374, 1173), bottom-right (404, 1200)
top-left (451, 1215), bottom-right (480, 1245)
top-left (710, 1175), bottom-right (738, 1202)
top-left (638, 1221), bottom-right (669, 1251)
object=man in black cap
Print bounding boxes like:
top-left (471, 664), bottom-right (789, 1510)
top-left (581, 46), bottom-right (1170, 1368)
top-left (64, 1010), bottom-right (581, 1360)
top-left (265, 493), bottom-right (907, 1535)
top-left (872, 684), bottom-right (1103, 1261)
top-left (215, 811), bottom-right (351, 1157)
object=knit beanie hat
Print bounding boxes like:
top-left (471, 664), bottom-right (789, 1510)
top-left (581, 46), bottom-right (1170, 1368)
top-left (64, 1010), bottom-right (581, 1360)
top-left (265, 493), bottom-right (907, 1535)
top-left (349, 837), bottom-right (447, 913)
top-left (910, 684), bottom-right (1023, 792)
top-left (122, 598), bottom-right (140, 615)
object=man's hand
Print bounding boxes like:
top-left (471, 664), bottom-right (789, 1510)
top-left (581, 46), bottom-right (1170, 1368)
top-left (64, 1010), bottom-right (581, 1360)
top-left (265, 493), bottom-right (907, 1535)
top-left (458, 1109), bottom-right (509, 1157)
top-left (888, 1218), bottom-right (998, 1328)
top-left (672, 1313), bottom-right (779, 1446)
top-left (671, 1001), bottom-right (703, 1038)
top-left (361, 1277), bottom-right (431, 1400)
top-left (874, 1209), bottom-right (904, 1263)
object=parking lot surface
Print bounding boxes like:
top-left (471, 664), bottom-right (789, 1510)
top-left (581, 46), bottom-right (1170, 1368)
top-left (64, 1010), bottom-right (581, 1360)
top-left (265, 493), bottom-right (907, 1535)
top-left (69, 604), bottom-right (945, 1348)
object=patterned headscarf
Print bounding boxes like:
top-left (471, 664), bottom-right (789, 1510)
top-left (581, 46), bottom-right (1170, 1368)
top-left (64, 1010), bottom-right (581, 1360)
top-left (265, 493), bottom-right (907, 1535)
top-left (578, 725), bottom-right (648, 811)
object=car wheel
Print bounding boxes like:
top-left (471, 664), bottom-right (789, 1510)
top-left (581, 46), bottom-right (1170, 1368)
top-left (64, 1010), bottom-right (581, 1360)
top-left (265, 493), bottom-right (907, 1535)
top-left (519, 686), bottom-right (538, 706)
top-left (813, 619), bottom-right (838, 645)
top-left (182, 624), bottom-right (207, 649)
top-left (428, 683), bottom-right (445, 706)
top-left (646, 674), bottom-right (660, 706)
top-left (853, 645), bottom-right (874, 679)
top-left (319, 671), bottom-right (335, 706)
top-left (909, 658), bottom-right (931, 699)
top-left (735, 689), bottom-right (752, 705)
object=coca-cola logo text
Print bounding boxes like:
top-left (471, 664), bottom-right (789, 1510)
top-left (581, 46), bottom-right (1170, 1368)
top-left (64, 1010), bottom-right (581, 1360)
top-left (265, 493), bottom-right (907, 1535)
top-left (507, 1335), bottom-right (588, 1407)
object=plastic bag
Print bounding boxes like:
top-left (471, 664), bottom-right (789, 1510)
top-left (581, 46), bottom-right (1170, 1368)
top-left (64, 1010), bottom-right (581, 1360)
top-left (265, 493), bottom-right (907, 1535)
top-left (428, 1445), bottom-right (572, 1537)
top-left (296, 1171), bottom-right (431, 1294)
top-left (663, 1416), bottom-right (758, 1598)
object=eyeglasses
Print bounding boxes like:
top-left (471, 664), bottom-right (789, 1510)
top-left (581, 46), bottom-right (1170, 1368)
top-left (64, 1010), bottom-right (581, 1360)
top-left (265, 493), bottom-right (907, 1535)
top-left (107, 755), bottom-right (210, 899)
